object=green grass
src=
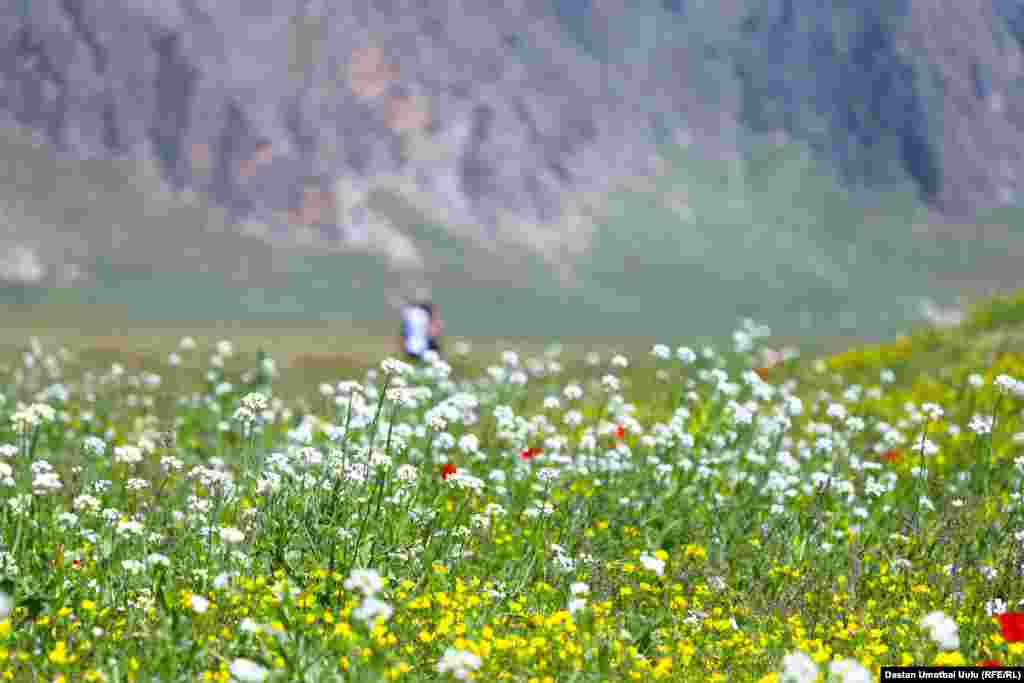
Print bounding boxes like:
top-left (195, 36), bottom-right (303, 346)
top-left (1, 293), bottom-right (1024, 680)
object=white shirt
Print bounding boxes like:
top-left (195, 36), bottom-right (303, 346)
top-left (402, 306), bottom-right (430, 355)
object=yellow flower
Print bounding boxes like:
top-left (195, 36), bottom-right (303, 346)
top-left (48, 642), bottom-right (75, 665)
top-left (934, 652), bottom-right (966, 666)
top-left (684, 544), bottom-right (707, 560)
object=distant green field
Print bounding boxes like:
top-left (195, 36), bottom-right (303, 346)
top-left (3, 124), bottom-right (1021, 342)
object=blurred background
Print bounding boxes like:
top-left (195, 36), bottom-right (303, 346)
top-left (2, 0), bottom-right (1023, 343)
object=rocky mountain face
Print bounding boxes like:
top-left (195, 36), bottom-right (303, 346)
top-left (2, 0), bottom-right (1023, 287)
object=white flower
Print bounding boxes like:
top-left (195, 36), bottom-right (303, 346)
top-left (369, 451), bottom-right (392, 469)
top-left (651, 344), bottom-right (671, 360)
top-left (784, 396), bottom-right (804, 417)
top-left (563, 384), bottom-right (583, 401)
top-left (336, 381), bottom-right (364, 397)
top-left (920, 611), bottom-right (959, 650)
top-left (914, 436), bottom-right (939, 457)
top-left (147, 553), bottom-right (171, 568)
top-left (113, 445), bottom-right (144, 465)
top-left (458, 434), bottom-right (480, 454)
top-left (921, 402), bottom-right (945, 420)
top-left (190, 594), bottom-right (210, 614)
top-left (829, 658), bottom-right (871, 683)
top-left (239, 618), bottom-right (261, 634)
top-left (826, 403), bottom-right (848, 420)
top-left (436, 648), bottom-right (483, 680)
top-left (780, 651), bottom-right (818, 683)
top-left (229, 658), bottom-right (269, 683)
top-left (220, 527), bottom-right (245, 544)
top-left (179, 336), bottom-right (197, 351)
top-left (0, 591), bottom-right (12, 620)
top-left (386, 387), bottom-right (417, 406)
top-left (240, 393), bottom-right (268, 412)
top-left (676, 346), bottom-right (697, 364)
top-left (639, 553), bottom-right (666, 577)
top-left (570, 582), bottom-right (590, 596)
top-left (122, 559), bottom-right (146, 575)
top-left (12, 403), bottom-right (56, 430)
top-left (969, 414), bottom-right (994, 435)
top-left (352, 597), bottom-right (394, 623)
top-left (81, 436), bottom-right (106, 457)
top-left (380, 358), bottom-right (413, 376)
top-left (986, 598), bottom-right (1008, 616)
top-left (995, 374), bottom-right (1021, 395)
top-left (568, 598), bottom-right (587, 614)
top-left (537, 468), bottom-right (559, 482)
top-left (396, 464), bottom-right (418, 482)
top-left (344, 568), bottom-right (384, 597)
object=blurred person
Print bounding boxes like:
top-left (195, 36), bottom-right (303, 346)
top-left (400, 299), bottom-right (443, 361)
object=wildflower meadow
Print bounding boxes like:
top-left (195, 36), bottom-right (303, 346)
top-left (4, 291), bottom-right (1024, 682)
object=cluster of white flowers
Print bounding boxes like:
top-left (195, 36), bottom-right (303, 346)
top-left (113, 445), bottom-right (144, 465)
top-left (920, 611), bottom-right (959, 650)
top-left (344, 568), bottom-right (394, 624)
top-left (31, 460), bottom-right (62, 494)
top-left (639, 552), bottom-right (666, 577)
top-left (380, 358), bottom-right (413, 376)
top-left (969, 414), bottom-right (995, 435)
top-left (780, 651), bottom-right (818, 683)
top-left (12, 403), bottom-right (56, 430)
top-left (995, 374), bottom-right (1024, 397)
top-left (81, 435), bottom-right (106, 457)
top-left (0, 591), bottom-right (12, 620)
top-left (228, 658), bottom-right (269, 683)
top-left (435, 648), bottom-right (483, 680)
top-left (219, 527), bottom-right (245, 544)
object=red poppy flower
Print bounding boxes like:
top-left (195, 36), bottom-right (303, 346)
top-left (999, 612), bottom-right (1024, 642)
top-left (615, 424), bottom-right (626, 439)
top-left (441, 463), bottom-right (457, 480)
top-left (882, 448), bottom-right (900, 464)
top-left (979, 659), bottom-right (1002, 668)
top-left (519, 447), bottom-right (542, 461)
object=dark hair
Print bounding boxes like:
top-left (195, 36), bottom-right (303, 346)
top-left (417, 301), bottom-right (435, 316)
